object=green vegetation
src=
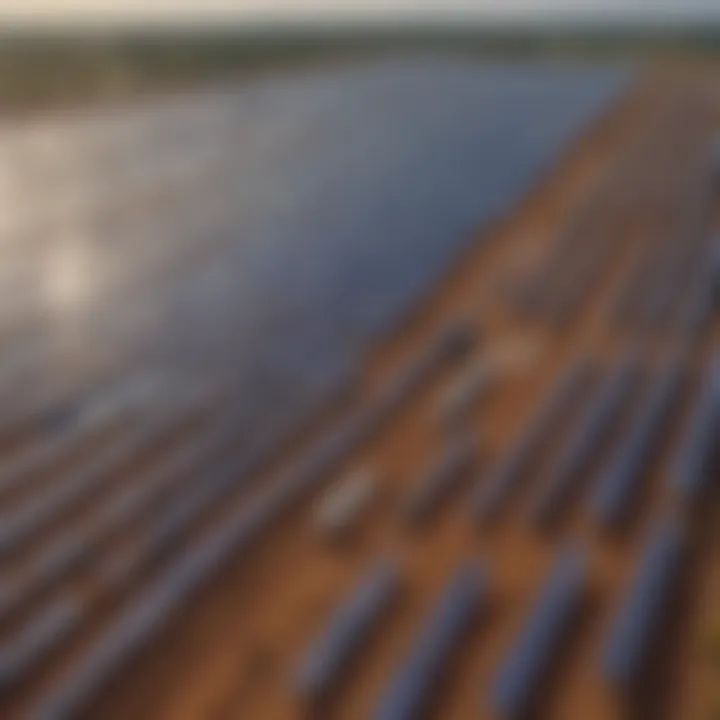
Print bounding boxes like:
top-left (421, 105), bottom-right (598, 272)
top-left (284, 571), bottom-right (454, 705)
top-left (0, 22), bottom-right (718, 112)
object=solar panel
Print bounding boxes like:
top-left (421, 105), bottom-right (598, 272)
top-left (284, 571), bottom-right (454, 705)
top-left (376, 564), bottom-right (487, 720)
top-left (531, 352), bottom-right (642, 529)
top-left (490, 549), bottom-right (587, 719)
top-left (603, 522), bottom-right (684, 689)
top-left (474, 357), bottom-right (596, 524)
top-left (296, 559), bottom-right (401, 700)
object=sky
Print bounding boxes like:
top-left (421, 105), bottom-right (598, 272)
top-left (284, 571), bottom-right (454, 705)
top-left (0, 0), bottom-right (718, 25)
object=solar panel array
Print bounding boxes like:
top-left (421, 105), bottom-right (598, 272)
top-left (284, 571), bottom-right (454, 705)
top-left (1, 60), bottom-right (718, 719)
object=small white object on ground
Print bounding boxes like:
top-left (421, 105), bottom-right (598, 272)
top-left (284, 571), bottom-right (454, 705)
top-left (313, 469), bottom-right (377, 539)
top-left (437, 336), bottom-right (544, 424)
